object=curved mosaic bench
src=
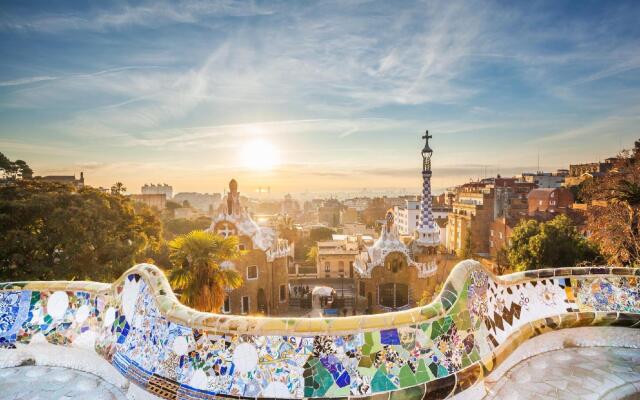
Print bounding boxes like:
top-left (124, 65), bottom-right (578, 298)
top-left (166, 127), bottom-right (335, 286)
top-left (1, 260), bottom-right (639, 399)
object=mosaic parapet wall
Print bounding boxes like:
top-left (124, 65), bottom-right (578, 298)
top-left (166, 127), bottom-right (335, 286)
top-left (1, 261), bottom-right (639, 399)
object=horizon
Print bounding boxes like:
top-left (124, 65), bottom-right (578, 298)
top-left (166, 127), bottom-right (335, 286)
top-left (1, 1), bottom-right (639, 194)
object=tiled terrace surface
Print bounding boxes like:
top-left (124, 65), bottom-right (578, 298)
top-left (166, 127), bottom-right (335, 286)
top-left (0, 365), bottom-right (127, 400)
top-left (2, 345), bottom-right (639, 400)
top-left (484, 346), bottom-right (640, 400)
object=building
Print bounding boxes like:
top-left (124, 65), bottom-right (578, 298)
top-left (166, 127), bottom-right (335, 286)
top-left (318, 199), bottom-right (342, 227)
top-left (446, 185), bottom-right (495, 256)
top-left (394, 198), bottom-right (450, 237)
top-left (130, 193), bottom-right (166, 210)
top-left (527, 188), bottom-right (574, 214)
top-left (208, 179), bottom-right (293, 316)
top-left (342, 222), bottom-right (376, 237)
top-left (173, 207), bottom-right (201, 220)
top-left (343, 197), bottom-right (371, 212)
top-left (141, 183), bottom-right (173, 199)
top-left (489, 217), bottom-right (518, 257)
top-left (281, 194), bottom-right (300, 216)
top-left (393, 199), bottom-right (420, 235)
top-left (37, 172), bottom-right (85, 189)
top-left (173, 192), bottom-right (221, 213)
top-left (316, 238), bottom-right (360, 279)
top-left (521, 170), bottom-right (567, 188)
top-left (565, 159), bottom-right (617, 186)
top-left (341, 207), bottom-right (358, 224)
top-left (354, 132), bottom-right (441, 313)
top-left (569, 159), bottom-right (617, 177)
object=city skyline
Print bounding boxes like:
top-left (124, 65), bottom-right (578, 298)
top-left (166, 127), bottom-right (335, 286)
top-left (1, 1), bottom-right (639, 193)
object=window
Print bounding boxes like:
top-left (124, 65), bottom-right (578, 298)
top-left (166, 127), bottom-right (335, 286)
top-left (247, 265), bottom-right (258, 280)
top-left (324, 262), bottom-right (330, 272)
top-left (359, 281), bottom-right (365, 297)
top-left (490, 240), bottom-right (494, 248)
top-left (499, 232), bottom-right (503, 239)
top-left (490, 230), bottom-right (494, 237)
top-left (338, 261), bottom-right (344, 272)
top-left (241, 296), bottom-right (249, 314)
top-left (385, 252), bottom-right (406, 273)
top-left (279, 284), bottom-right (286, 302)
top-left (222, 295), bottom-right (231, 314)
top-left (378, 283), bottom-right (409, 309)
top-left (238, 243), bottom-right (245, 251)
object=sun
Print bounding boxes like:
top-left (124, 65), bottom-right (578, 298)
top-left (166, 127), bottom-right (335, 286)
top-left (241, 139), bottom-right (280, 170)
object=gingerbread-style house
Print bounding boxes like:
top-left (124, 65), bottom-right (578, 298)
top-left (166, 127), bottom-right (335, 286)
top-left (208, 179), bottom-right (293, 315)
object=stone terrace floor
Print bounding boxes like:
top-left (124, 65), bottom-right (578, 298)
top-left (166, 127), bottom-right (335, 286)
top-left (484, 346), bottom-right (640, 400)
top-left (1, 346), bottom-right (639, 400)
top-left (0, 365), bottom-right (127, 400)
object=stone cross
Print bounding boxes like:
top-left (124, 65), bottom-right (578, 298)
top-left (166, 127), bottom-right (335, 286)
top-left (218, 223), bottom-right (235, 238)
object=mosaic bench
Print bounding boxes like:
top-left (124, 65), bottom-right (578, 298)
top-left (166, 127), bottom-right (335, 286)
top-left (1, 260), bottom-right (639, 399)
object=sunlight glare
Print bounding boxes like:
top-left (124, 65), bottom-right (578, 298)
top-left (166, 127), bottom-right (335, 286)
top-left (241, 139), bottom-right (280, 170)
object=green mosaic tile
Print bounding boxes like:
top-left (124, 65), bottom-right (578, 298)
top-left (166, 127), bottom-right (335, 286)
top-left (436, 364), bottom-right (449, 378)
top-left (372, 367), bottom-right (397, 392)
top-left (398, 364), bottom-right (417, 387)
top-left (430, 316), bottom-right (452, 340)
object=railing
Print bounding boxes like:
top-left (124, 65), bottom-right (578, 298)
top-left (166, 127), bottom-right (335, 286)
top-left (0, 261), bottom-right (639, 399)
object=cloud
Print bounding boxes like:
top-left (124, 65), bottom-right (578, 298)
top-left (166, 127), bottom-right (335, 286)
top-left (0, 1), bottom-right (273, 33)
top-left (0, 76), bottom-right (57, 87)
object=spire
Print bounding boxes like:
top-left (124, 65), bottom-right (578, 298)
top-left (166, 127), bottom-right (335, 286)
top-left (415, 130), bottom-right (440, 247)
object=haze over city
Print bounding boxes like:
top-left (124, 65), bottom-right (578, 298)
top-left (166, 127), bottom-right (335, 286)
top-left (1, 1), bottom-right (639, 194)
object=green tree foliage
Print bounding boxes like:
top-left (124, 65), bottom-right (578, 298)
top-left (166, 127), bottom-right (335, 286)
top-left (309, 226), bottom-right (334, 242)
top-left (110, 182), bottom-right (126, 195)
top-left (507, 215), bottom-right (601, 271)
top-left (163, 216), bottom-right (211, 239)
top-left (0, 152), bottom-right (33, 180)
top-left (0, 180), bottom-right (162, 281)
top-left (458, 230), bottom-right (474, 259)
top-left (167, 230), bottom-right (243, 312)
top-left (306, 245), bottom-right (318, 263)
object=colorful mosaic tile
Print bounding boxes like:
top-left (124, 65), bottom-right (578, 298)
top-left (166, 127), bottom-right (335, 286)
top-left (0, 261), bottom-right (639, 399)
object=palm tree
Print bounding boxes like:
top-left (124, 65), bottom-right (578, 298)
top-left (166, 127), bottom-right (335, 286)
top-left (168, 230), bottom-right (243, 312)
top-left (111, 182), bottom-right (126, 195)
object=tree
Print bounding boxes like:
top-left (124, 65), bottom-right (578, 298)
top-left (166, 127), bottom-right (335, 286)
top-left (309, 226), bottom-right (334, 242)
top-left (0, 180), bottom-right (162, 281)
top-left (167, 230), bottom-right (243, 312)
top-left (163, 216), bottom-right (211, 239)
top-left (165, 200), bottom-right (182, 210)
top-left (306, 245), bottom-right (318, 263)
top-left (0, 152), bottom-right (33, 181)
top-left (110, 182), bottom-right (126, 195)
top-left (507, 215), bottom-right (601, 271)
top-left (458, 229), bottom-right (474, 259)
top-left (277, 215), bottom-right (297, 244)
top-left (582, 143), bottom-right (640, 266)
top-left (494, 247), bottom-right (510, 275)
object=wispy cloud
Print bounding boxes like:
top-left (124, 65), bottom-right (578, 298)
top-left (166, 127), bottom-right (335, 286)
top-left (1, 1), bottom-right (639, 192)
top-left (0, 1), bottom-right (273, 33)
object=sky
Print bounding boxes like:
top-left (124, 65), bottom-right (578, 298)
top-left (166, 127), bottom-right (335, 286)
top-left (1, 0), bottom-right (639, 196)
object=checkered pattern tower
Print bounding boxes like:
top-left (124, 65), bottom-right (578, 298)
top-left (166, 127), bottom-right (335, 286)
top-left (415, 130), bottom-right (440, 247)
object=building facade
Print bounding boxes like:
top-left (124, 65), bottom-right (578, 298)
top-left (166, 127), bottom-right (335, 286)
top-left (141, 183), bottom-right (173, 199)
top-left (527, 188), bottom-right (574, 214)
top-left (316, 238), bottom-right (359, 279)
top-left (208, 179), bottom-right (293, 316)
top-left (38, 172), bottom-right (85, 189)
top-left (130, 193), bottom-right (167, 210)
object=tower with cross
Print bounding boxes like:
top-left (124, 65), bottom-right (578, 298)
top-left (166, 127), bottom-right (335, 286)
top-left (415, 130), bottom-right (440, 249)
